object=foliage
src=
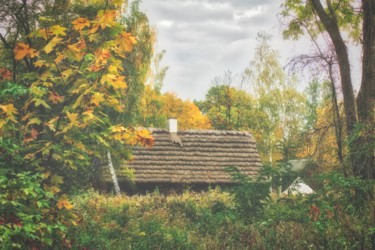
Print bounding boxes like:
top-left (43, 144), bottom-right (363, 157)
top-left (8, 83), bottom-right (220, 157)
top-left (141, 89), bottom-right (212, 129)
top-left (226, 166), bottom-right (270, 223)
top-left (0, 171), bottom-right (76, 249)
top-left (0, 0), bottom-right (154, 192)
top-left (65, 188), bottom-right (252, 249)
top-left (63, 173), bottom-right (374, 250)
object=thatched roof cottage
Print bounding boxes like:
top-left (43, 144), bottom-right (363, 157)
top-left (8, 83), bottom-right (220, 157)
top-left (127, 118), bottom-right (262, 184)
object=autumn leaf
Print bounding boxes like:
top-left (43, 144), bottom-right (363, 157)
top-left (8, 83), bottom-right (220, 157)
top-left (116, 32), bottom-right (137, 52)
top-left (112, 76), bottom-right (127, 89)
top-left (50, 25), bottom-right (67, 37)
top-left (91, 92), bottom-right (105, 106)
top-left (54, 53), bottom-right (65, 64)
top-left (0, 103), bottom-right (18, 117)
top-left (14, 43), bottom-right (38, 60)
top-left (57, 196), bottom-right (73, 210)
top-left (100, 74), bottom-right (116, 85)
top-left (49, 91), bottom-right (64, 104)
top-left (23, 128), bottom-right (39, 143)
top-left (67, 112), bottom-right (79, 128)
top-left (72, 17), bottom-right (90, 31)
top-left (97, 10), bottom-right (117, 30)
top-left (137, 129), bottom-right (154, 147)
top-left (44, 37), bottom-right (63, 54)
top-left (34, 60), bottom-right (47, 68)
top-left (0, 68), bottom-right (12, 80)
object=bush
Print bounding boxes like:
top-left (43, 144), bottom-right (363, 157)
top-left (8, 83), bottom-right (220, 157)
top-left (0, 171), bottom-right (74, 249)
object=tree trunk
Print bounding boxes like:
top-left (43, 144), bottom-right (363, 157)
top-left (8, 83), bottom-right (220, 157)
top-left (328, 64), bottom-right (344, 167)
top-left (310, 0), bottom-right (357, 135)
top-left (356, 0), bottom-right (375, 179)
top-left (107, 151), bottom-right (121, 195)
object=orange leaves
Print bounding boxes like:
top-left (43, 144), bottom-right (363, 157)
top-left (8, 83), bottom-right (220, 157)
top-left (136, 129), bottom-right (154, 147)
top-left (72, 17), bottom-right (90, 31)
top-left (0, 68), bottom-right (12, 80)
top-left (57, 196), bottom-right (73, 210)
top-left (116, 32), bottom-right (137, 52)
top-left (14, 43), bottom-right (38, 60)
top-left (48, 92), bottom-right (64, 104)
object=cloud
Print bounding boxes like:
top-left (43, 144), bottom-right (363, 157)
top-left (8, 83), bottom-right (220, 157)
top-left (141, 0), bottom-right (289, 100)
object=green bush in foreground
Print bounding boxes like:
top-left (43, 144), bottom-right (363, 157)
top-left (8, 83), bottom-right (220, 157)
top-left (0, 171), bottom-right (75, 249)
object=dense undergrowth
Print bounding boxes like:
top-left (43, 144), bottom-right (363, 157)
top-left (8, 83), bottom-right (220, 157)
top-left (57, 171), bottom-right (375, 250)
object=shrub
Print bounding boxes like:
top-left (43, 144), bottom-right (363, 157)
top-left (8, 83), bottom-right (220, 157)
top-left (0, 171), bottom-right (74, 249)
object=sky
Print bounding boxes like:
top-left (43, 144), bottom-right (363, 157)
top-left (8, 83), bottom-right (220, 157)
top-left (139, 0), bottom-right (358, 101)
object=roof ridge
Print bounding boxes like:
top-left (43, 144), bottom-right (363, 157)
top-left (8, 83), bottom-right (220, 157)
top-left (148, 128), bottom-right (252, 135)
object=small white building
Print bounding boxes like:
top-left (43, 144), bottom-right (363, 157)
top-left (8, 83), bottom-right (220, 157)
top-left (283, 177), bottom-right (314, 195)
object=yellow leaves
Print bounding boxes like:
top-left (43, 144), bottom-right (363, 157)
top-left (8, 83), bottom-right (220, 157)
top-left (0, 103), bottom-right (18, 117)
top-left (45, 116), bottom-right (59, 132)
top-left (116, 32), bottom-right (137, 52)
top-left (137, 129), bottom-right (154, 147)
top-left (91, 92), bottom-right (105, 106)
top-left (57, 196), bottom-right (73, 210)
top-left (44, 37), bottom-right (63, 54)
top-left (109, 126), bottom-right (154, 147)
top-left (14, 43), bottom-right (38, 60)
top-left (72, 17), bottom-right (91, 31)
top-left (97, 10), bottom-right (117, 30)
top-left (0, 104), bottom-right (18, 123)
top-left (50, 25), bottom-right (67, 37)
top-left (66, 112), bottom-right (79, 128)
top-left (101, 74), bottom-right (127, 89)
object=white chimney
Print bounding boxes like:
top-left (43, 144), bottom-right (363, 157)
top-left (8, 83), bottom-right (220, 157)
top-left (167, 117), bottom-right (178, 133)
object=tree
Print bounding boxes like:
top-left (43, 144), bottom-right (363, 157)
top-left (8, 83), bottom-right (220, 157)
top-left (0, 0), bottom-right (153, 191)
top-left (281, 0), bottom-right (374, 178)
top-left (244, 33), bottom-right (307, 165)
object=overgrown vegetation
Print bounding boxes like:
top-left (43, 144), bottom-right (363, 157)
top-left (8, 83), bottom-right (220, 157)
top-left (62, 171), bottom-right (374, 249)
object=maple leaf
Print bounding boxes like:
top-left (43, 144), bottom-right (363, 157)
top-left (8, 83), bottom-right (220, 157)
top-left (94, 49), bottom-right (111, 65)
top-left (98, 10), bottom-right (117, 30)
top-left (50, 25), bottom-right (67, 37)
top-left (100, 74), bottom-right (116, 85)
top-left (54, 53), bottom-right (65, 64)
top-left (57, 197), bottom-right (73, 210)
top-left (137, 129), bottom-right (154, 147)
top-left (44, 37), bottom-right (63, 54)
top-left (112, 76), bottom-right (127, 89)
top-left (13, 43), bottom-right (38, 60)
top-left (91, 92), bottom-right (105, 106)
top-left (67, 112), bottom-right (79, 128)
top-left (0, 103), bottom-right (18, 116)
top-left (117, 32), bottom-right (137, 52)
top-left (72, 17), bottom-right (90, 31)
top-left (34, 60), bottom-right (47, 68)
top-left (49, 91), bottom-right (64, 104)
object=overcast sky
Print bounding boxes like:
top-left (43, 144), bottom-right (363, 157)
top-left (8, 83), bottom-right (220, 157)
top-left (140, 0), bottom-right (359, 101)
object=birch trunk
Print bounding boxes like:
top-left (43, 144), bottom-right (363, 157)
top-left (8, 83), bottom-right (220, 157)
top-left (107, 151), bottom-right (121, 195)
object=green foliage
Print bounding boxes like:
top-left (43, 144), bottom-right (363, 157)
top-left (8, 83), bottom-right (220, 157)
top-left (226, 166), bottom-right (270, 223)
top-left (0, 171), bottom-right (74, 249)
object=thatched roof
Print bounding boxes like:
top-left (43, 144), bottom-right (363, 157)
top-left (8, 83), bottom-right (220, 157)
top-left (127, 128), bottom-right (262, 184)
